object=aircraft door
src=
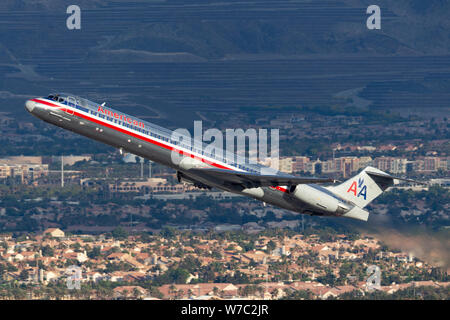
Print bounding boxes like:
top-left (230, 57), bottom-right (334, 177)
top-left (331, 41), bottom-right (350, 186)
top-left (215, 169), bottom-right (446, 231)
top-left (66, 96), bottom-right (76, 115)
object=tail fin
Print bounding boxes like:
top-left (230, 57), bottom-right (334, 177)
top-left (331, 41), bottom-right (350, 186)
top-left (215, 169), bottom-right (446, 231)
top-left (327, 166), bottom-right (395, 208)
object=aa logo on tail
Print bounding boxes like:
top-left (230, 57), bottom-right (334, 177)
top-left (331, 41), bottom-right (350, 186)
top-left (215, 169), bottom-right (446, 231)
top-left (347, 178), bottom-right (367, 200)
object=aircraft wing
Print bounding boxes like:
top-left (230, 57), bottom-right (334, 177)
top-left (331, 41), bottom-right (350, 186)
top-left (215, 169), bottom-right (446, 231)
top-left (188, 167), bottom-right (335, 189)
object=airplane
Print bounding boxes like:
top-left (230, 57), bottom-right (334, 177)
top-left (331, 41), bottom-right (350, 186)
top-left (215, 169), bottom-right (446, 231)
top-left (25, 93), bottom-right (415, 222)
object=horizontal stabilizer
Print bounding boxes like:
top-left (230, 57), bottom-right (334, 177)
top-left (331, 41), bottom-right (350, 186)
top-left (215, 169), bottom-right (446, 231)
top-left (342, 206), bottom-right (370, 222)
top-left (366, 171), bottom-right (426, 185)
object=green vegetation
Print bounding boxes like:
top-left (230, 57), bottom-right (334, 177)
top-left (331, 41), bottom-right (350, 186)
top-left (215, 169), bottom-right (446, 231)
top-left (339, 285), bottom-right (450, 300)
top-left (375, 186), bottom-right (450, 229)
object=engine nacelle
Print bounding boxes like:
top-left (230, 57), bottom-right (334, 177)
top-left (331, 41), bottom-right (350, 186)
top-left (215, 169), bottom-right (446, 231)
top-left (241, 187), bottom-right (264, 199)
top-left (179, 156), bottom-right (208, 170)
top-left (291, 184), bottom-right (349, 214)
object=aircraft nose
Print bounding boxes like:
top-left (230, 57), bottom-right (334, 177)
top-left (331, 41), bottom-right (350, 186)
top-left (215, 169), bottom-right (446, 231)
top-left (25, 99), bottom-right (35, 113)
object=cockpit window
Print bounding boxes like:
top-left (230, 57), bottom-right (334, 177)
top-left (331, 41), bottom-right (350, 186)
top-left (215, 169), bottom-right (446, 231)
top-left (58, 97), bottom-right (65, 102)
top-left (47, 95), bottom-right (54, 99)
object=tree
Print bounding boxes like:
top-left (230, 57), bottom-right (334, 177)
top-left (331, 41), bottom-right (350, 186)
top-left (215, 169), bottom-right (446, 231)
top-left (112, 226), bottom-right (128, 240)
top-left (88, 246), bottom-right (101, 259)
top-left (271, 288), bottom-right (279, 299)
top-left (169, 284), bottom-right (176, 297)
top-left (133, 288), bottom-right (141, 300)
top-left (266, 240), bottom-right (276, 252)
top-left (41, 245), bottom-right (54, 257)
top-left (179, 256), bottom-right (201, 274)
top-left (317, 272), bottom-right (337, 286)
top-left (160, 227), bottom-right (177, 239)
top-left (19, 269), bottom-right (29, 281)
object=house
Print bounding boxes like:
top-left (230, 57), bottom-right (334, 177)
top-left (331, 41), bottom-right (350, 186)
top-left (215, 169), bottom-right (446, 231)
top-left (253, 282), bottom-right (289, 299)
top-left (379, 283), bottom-right (412, 294)
top-left (108, 271), bottom-right (126, 282)
top-left (12, 253), bottom-right (25, 261)
top-left (242, 250), bottom-right (269, 264)
top-left (329, 285), bottom-right (360, 297)
top-left (18, 251), bottom-right (37, 261)
top-left (43, 228), bottom-right (65, 238)
top-left (158, 283), bottom-right (239, 299)
top-left (106, 252), bottom-right (127, 262)
top-left (135, 252), bottom-right (152, 264)
top-left (123, 256), bottom-right (145, 270)
top-left (113, 286), bottom-right (148, 299)
top-left (318, 288), bottom-right (338, 299)
top-left (122, 271), bottom-right (147, 282)
top-left (63, 251), bottom-right (88, 263)
top-left (45, 271), bottom-right (60, 282)
top-left (340, 252), bottom-right (358, 260)
top-left (84, 271), bottom-right (103, 283)
top-left (271, 246), bottom-right (290, 257)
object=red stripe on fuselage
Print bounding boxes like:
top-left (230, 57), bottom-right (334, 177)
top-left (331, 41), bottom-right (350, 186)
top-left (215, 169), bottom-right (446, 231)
top-left (34, 98), bottom-right (231, 170)
top-left (31, 98), bottom-right (59, 108)
top-left (271, 186), bottom-right (288, 192)
top-left (33, 98), bottom-right (288, 193)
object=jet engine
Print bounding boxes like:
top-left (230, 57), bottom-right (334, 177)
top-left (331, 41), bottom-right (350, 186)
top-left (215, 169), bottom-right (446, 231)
top-left (179, 157), bottom-right (209, 170)
top-left (290, 184), bottom-right (349, 215)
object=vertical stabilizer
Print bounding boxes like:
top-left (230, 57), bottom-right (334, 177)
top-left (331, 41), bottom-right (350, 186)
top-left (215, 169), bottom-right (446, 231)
top-left (327, 166), bottom-right (394, 208)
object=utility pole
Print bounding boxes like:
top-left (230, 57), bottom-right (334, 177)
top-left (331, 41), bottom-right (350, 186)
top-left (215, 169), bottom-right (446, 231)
top-left (149, 161), bottom-right (152, 178)
top-left (265, 265), bottom-right (268, 300)
top-left (61, 155), bottom-right (64, 188)
top-left (130, 212), bottom-right (133, 234)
